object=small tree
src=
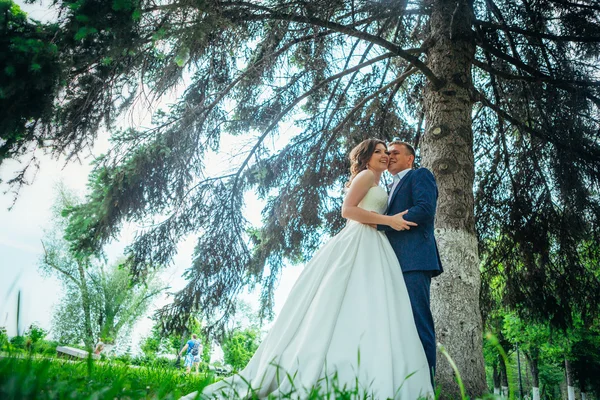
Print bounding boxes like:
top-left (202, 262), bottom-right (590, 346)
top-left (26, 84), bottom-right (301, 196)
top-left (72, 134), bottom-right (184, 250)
top-left (220, 300), bottom-right (262, 372)
top-left (24, 322), bottom-right (48, 345)
top-left (503, 312), bottom-right (551, 400)
top-left (221, 328), bottom-right (261, 373)
top-left (41, 185), bottom-right (164, 347)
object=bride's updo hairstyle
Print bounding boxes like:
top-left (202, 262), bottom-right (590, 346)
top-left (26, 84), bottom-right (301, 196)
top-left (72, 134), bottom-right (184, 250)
top-left (346, 138), bottom-right (387, 187)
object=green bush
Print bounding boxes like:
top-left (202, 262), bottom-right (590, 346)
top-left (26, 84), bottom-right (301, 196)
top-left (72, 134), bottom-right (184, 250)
top-left (24, 323), bottom-right (47, 344)
top-left (31, 340), bottom-right (61, 357)
top-left (0, 327), bottom-right (7, 350)
top-left (8, 335), bottom-right (26, 350)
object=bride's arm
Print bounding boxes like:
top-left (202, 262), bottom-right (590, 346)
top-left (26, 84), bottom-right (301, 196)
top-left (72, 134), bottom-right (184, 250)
top-left (341, 171), bottom-right (415, 230)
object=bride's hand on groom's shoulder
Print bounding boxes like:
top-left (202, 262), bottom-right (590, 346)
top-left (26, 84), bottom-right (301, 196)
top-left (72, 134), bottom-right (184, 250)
top-left (389, 210), bottom-right (417, 231)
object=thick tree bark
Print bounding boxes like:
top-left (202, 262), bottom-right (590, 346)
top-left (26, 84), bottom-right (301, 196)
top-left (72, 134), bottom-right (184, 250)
top-left (77, 263), bottom-right (94, 349)
top-left (421, 0), bottom-right (487, 397)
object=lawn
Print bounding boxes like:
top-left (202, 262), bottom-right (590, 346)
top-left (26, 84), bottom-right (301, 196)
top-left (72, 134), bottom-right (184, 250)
top-left (0, 354), bottom-right (213, 399)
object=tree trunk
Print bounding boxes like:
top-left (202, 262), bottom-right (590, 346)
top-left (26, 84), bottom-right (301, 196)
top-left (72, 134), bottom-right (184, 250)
top-left (500, 357), bottom-right (509, 398)
top-left (526, 353), bottom-right (540, 400)
top-left (422, 0), bottom-right (487, 397)
top-left (565, 357), bottom-right (575, 400)
top-left (78, 263), bottom-right (94, 349)
top-left (492, 362), bottom-right (501, 395)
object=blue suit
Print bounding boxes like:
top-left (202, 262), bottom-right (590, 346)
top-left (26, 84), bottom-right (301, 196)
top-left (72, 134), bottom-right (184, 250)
top-left (379, 167), bottom-right (443, 382)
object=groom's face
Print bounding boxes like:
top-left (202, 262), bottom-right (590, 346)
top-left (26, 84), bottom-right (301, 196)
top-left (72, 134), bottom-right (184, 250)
top-left (387, 144), bottom-right (414, 175)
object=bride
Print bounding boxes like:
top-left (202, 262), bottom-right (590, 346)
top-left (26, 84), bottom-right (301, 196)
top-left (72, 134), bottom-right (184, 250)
top-left (183, 139), bottom-right (434, 399)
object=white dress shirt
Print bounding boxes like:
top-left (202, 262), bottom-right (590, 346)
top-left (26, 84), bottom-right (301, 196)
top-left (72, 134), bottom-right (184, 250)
top-left (388, 168), bottom-right (412, 205)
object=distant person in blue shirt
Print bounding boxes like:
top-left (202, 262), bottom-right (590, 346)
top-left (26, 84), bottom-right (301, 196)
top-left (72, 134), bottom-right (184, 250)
top-left (178, 333), bottom-right (202, 374)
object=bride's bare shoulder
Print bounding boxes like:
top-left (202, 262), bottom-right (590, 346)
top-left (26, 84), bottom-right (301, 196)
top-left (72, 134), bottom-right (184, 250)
top-left (354, 169), bottom-right (376, 182)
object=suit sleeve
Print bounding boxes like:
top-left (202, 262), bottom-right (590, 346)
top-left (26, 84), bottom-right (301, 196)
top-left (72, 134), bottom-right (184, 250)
top-left (377, 224), bottom-right (392, 232)
top-left (403, 168), bottom-right (437, 224)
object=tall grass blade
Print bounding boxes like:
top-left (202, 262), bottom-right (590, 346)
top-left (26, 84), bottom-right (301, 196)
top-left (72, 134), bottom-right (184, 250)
top-left (437, 342), bottom-right (468, 400)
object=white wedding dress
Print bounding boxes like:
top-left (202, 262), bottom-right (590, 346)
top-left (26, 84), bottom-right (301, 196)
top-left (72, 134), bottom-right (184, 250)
top-left (183, 186), bottom-right (433, 399)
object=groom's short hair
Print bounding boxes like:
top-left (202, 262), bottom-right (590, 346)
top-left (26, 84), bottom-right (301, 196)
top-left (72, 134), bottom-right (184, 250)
top-left (388, 140), bottom-right (415, 158)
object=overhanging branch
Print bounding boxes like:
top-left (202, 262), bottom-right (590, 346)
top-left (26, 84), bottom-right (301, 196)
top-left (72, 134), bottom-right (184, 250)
top-left (476, 39), bottom-right (600, 107)
top-left (475, 20), bottom-right (600, 43)
top-left (220, 9), bottom-right (443, 89)
top-left (473, 59), bottom-right (600, 88)
top-left (231, 51), bottom-right (396, 188)
top-left (472, 88), bottom-right (600, 162)
top-left (548, 0), bottom-right (600, 12)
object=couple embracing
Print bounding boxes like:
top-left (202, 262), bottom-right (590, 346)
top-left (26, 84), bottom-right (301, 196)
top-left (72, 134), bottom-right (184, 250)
top-left (183, 138), bottom-right (443, 400)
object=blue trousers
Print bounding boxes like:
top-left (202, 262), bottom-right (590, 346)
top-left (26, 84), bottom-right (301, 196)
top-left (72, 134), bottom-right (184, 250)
top-left (403, 271), bottom-right (436, 384)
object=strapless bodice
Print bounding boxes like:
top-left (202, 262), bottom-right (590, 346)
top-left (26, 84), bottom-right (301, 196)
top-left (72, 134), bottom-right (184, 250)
top-left (357, 186), bottom-right (388, 214)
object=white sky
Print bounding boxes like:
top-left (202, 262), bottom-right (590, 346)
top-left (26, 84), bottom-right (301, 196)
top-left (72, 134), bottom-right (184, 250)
top-left (0, 0), bottom-right (304, 358)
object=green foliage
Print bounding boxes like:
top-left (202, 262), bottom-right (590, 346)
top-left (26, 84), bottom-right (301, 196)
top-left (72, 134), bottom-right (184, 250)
top-left (141, 316), bottom-right (211, 368)
top-left (483, 307), bottom-right (600, 398)
top-left (24, 322), bottom-right (48, 345)
top-left (31, 340), bottom-right (62, 357)
top-left (17, 0), bottom-right (591, 341)
top-left (1, 0), bottom-right (150, 179)
top-left (221, 327), bottom-right (260, 372)
top-left (49, 260), bottom-right (163, 347)
top-left (0, 0), bottom-right (63, 163)
top-left (41, 185), bottom-right (164, 348)
top-left (0, 327), bottom-right (7, 349)
top-left (140, 322), bottom-right (182, 358)
top-left (2, 7), bottom-right (600, 396)
top-left (9, 335), bottom-right (26, 350)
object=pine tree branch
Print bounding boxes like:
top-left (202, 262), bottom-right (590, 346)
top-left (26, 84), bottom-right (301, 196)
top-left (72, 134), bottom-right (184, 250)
top-left (320, 37), bottom-right (362, 131)
top-left (482, 48), bottom-right (519, 197)
top-left (475, 20), bottom-right (600, 43)
top-left (548, 0), bottom-right (600, 12)
top-left (320, 15), bottom-right (398, 133)
top-left (472, 59), bottom-right (600, 88)
top-left (472, 88), bottom-right (600, 162)
top-left (482, 0), bottom-right (525, 65)
top-left (520, 0), bottom-right (558, 78)
top-left (231, 52), bottom-right (395, 188)
top-left (330, 67), bottom-right (417, 137)
top-left (315, 67), bottom-right (418, 170)
top-left (220, 9), bottom-right (443, 88)
top-left (475, 39), bottom-right (600, 107)
top-left (218, 1), bottom-right (427, 22)
top-left (128, 29), bottom-right (336, 153)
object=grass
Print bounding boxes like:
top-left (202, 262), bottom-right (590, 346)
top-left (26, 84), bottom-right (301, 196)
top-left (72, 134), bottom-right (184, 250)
top-left (0, 353), bottom-right (438, 399)
top-left (0, 340), bottom-right (510, 399)
top-left (0, 353), bottom-right (213, 399)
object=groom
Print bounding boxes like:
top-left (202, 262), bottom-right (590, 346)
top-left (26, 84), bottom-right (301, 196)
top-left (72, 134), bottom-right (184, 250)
top-left (378, 139), bottom-right (443, 383)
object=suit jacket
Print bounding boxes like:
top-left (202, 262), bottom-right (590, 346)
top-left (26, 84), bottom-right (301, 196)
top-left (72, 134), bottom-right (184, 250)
top-left (379, 168), bottom-right (443, 276)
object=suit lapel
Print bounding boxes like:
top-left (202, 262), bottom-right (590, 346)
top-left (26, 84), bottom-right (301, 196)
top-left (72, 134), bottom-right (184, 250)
top-left (388, 169), bottom-right (413, 208)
